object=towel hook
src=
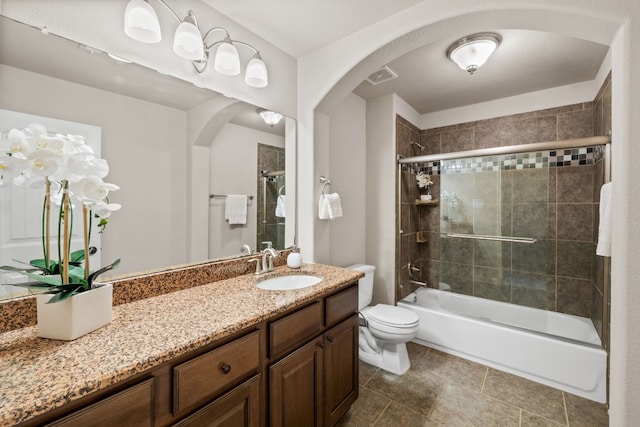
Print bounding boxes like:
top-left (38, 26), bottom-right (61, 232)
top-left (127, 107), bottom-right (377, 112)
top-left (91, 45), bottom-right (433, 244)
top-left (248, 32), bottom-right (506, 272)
top-left (319, 176), bottom-right (331, 196)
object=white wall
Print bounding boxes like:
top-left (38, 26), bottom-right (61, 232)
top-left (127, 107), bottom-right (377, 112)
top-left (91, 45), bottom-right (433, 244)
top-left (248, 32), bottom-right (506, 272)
top-left (364, 95), bottom-right (396, 305)
top-left (208, 123), bottom-right (284, 257)
top-left (0, 65), bottom-right (188, 275)
top-left (324, 93), bottom-right (367, 267)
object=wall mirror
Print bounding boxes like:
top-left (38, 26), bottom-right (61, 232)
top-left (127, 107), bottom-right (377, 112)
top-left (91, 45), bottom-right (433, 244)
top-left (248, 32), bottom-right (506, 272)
top-left (0, 16), bottom-right (296, 301)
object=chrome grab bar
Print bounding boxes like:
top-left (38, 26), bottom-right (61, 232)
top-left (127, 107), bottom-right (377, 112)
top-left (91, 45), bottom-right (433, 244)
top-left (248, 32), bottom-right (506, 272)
top-left (445, 233), bottom-right (537, 244)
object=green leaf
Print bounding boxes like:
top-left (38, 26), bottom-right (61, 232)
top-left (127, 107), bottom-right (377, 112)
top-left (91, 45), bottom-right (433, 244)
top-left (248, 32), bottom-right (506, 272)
top-left (70, 249), bottom-right (85, 263)
top-left (87, 258), bottom-right (121, 287)
top-left (0, 265), bottom-right (42, 273)
top-left (46, 287), bottom-right (81, 303)
top-left (20, 272), bottom-right (63, 286)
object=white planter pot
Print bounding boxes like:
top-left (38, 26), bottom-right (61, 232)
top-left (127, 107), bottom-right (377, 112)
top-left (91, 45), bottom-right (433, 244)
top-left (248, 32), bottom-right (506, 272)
top-left (36, 283), bottom-right (113, 340)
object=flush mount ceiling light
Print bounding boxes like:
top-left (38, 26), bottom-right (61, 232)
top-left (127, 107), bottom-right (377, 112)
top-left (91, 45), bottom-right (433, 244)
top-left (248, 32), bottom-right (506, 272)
top-left (446, 33), bottom-right (501, 75)
top-left (257, 109), bottom-right (283, 126)
top-left (124, 0), bottom-right (269, 88)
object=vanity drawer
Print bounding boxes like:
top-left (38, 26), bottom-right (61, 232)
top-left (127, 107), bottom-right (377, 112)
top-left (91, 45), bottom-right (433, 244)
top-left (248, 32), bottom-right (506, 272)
top-left (270, 301), bottom-right (323, 358)
top-left (325, 284), bottom-right (358, 327)
top-left (173, 330), bottom-right (260, 415)
top-left (47, 378), bottom-right (154, 427)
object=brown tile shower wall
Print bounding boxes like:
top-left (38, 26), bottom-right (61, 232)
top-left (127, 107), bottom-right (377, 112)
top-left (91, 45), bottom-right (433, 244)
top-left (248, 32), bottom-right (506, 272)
top-left (396, 73), bottom-right (611, 337)
top-left (257, 143), bottom-right (286, 249)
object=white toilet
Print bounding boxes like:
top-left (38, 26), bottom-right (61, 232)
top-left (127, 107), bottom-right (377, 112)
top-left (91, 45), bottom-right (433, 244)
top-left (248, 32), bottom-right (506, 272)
top-left (347, 264), bottom-right (419, 375)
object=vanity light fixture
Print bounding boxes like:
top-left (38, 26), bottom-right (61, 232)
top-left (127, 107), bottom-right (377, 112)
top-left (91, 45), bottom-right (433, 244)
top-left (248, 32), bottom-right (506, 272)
top-left (446, 33), bottom-right (501, 75)
top-left (257, 109), bottom-right (283, 126)
top-left (123, 0), bottom-right (269, 87)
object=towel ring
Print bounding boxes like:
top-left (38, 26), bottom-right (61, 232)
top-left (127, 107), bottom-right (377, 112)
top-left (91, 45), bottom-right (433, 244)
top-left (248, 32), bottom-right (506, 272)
top-left (319, 176), bottom-right (331, 196)
top-left (279, 185), bottom-right (285, 196)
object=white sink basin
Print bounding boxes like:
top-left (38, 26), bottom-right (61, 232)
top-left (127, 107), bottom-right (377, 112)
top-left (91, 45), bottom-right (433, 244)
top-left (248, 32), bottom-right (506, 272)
top-left (257, 274), bottom-right (322, 291)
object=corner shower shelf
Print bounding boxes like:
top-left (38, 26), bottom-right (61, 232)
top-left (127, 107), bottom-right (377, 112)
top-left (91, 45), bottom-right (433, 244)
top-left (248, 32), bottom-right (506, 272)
top-left (415, 199), bottom-right (439, 206)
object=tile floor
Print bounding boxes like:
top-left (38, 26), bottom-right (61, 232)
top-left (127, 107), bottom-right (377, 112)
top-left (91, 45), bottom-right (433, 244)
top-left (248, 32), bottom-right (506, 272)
top-left (337, 342), bottom-right (609, 426)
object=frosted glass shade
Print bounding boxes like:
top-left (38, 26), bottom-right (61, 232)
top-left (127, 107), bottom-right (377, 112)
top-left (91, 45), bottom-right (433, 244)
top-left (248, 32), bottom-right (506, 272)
top-left (173, 21), bottom-right (204, 61)
top-left (259, 110), bottom-right (283, 126)
top-left (245, 55), bottom-right (269, 87)
top-left (447, 34), bottom-right (500, 74)
top-left (214, 40), bottom-right (241, 76)
top-left (124, 0), bottom-right (161, 43)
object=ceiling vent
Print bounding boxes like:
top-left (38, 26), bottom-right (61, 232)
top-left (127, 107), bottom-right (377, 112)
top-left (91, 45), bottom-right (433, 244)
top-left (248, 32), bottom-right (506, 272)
top-left (365, 66), bottom-right (398, 85)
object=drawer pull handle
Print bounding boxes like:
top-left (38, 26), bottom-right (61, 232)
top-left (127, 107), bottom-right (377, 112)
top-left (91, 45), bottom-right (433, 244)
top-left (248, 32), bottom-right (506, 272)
top-left (316, 341), bottom-right (324, 349)
top-left (220, 363), bottom-right (232, 374)
top-left (326, 336), bottom-right (334, 343)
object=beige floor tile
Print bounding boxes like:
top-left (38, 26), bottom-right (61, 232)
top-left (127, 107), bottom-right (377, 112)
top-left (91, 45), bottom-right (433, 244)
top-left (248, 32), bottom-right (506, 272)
top-left (335, 387), bottom-right (391, 426)
top-left (349, 343), bottom-right (608, 427)
top-left (359, 360), bottom-right (380, 386)
top-left (366, 368), bottom-right (441, 416)
top-left (564, 392), bottom-right (609, 427)
top-left (407, 346), bottom-right (488, 391)
top-left (374, 401), bottom-right (436, 427)
top-left (428, 382), bottom-right (520, 426)
top-left (482, 369), bottom-right (567, 423)
top-left (521, 410), bottom-right (567, 426)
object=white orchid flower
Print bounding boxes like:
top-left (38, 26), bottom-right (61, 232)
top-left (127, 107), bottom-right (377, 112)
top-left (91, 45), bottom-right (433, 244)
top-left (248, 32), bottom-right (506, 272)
top-left (66, 152), bottom-right (109, 179)
top-left (23, 123), bottom-right (65, 153)
top-left (0, 129), bottom-right (32, 158)
top-left (91, 201), bottom-right (122, 218)
top-left (59, 133), bottom-right (93, 156)
top-left (71, 176), bottom-right (119, 204)
top-left (0, 155), bottom-right (27, 180)
top-left (26, 149), bottom-right (59, 177)
top-left (416, 171), bottom-right (433, 189)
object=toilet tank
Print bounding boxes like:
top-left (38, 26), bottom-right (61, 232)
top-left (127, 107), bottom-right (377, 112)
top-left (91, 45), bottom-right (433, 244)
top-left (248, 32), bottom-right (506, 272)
top-left (345, 264), bottom-right (376, 310)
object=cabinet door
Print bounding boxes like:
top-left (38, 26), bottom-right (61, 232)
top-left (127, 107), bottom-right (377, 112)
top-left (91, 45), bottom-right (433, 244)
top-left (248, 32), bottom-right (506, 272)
top-left (324, 315), bottom-right (359, 427)
top-left (270, 338), bottom-right (324, 427)
top-left (173, 375), bottom-right (260, 427)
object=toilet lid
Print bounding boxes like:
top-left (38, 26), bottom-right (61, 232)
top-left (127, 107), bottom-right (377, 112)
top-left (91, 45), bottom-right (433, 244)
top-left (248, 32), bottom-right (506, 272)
top-left (367, 304), bottom-right (419, 328)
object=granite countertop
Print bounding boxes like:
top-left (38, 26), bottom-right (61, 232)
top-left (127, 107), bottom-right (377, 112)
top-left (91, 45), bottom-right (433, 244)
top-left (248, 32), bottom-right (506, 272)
top-left (0, 263), bottom-right (362, 426)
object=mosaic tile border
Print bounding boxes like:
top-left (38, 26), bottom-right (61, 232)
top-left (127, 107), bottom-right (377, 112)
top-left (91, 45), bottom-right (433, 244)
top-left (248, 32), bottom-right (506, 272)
top-left (403, 145), bottom-right (605, 175)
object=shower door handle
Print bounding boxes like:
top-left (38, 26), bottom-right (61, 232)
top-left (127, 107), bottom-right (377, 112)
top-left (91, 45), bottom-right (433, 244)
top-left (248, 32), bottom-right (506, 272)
top-left (445, 233), bottom-right (537, 244)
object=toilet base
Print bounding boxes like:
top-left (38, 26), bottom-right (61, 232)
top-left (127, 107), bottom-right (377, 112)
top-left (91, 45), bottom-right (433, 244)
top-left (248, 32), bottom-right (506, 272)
top-left (359, 342), bottom-right (410, 375)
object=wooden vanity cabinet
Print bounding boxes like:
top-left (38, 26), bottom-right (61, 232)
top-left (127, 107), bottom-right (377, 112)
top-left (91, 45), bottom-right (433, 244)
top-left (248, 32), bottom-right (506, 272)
top-left (18, 282), bottom-right (358, 427)
top-left (268, 283), bottom-right (359, 427)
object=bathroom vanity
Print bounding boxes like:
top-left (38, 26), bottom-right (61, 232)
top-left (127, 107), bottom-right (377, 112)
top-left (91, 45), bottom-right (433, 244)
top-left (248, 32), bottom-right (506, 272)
top-left (0, 263), bottom-right (362, 427)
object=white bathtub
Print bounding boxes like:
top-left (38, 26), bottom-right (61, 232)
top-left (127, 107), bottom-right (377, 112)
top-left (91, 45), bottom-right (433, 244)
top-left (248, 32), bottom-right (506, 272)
top-left (398, 287), bottom-right (607, 403)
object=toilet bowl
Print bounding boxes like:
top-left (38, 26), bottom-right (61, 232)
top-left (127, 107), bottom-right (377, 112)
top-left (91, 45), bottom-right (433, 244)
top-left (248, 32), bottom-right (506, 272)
top-left (347, 264), bottom-right (419, 375)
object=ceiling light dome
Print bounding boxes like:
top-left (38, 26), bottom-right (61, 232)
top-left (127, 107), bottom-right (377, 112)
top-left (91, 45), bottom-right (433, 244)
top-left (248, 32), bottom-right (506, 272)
top-left (447, 33), bottom-right (501, 75)
top-left (258, 109), bottom-right (283, 126)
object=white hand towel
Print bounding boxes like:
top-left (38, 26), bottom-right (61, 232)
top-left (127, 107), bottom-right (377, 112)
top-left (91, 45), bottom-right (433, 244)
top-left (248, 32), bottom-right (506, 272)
top-left (596, 182), bottom-right (612, 256)
top-left (319, 193), bottom-right (343, 220)
top-left (225, 194), bottom-right (247, 225)
top-left (275, 195), bottom-right (286, 218)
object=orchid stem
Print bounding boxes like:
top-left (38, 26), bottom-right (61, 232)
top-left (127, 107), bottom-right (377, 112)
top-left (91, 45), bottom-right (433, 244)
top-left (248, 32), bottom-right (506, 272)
top-left (83, 204), bottom-right (90, 287)
top-left (43, 180), bottom-right (51, 272)
top-left (62, 181), bottom-right (70, 284)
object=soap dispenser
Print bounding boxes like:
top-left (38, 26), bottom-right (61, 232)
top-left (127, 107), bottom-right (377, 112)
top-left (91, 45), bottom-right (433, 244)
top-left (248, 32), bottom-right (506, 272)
top-left (287, 246), bottom-right (302, 269)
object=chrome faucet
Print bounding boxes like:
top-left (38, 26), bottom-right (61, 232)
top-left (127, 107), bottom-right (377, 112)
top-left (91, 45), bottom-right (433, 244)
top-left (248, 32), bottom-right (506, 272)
top-left (261, 247), bottom-right (278, 273)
